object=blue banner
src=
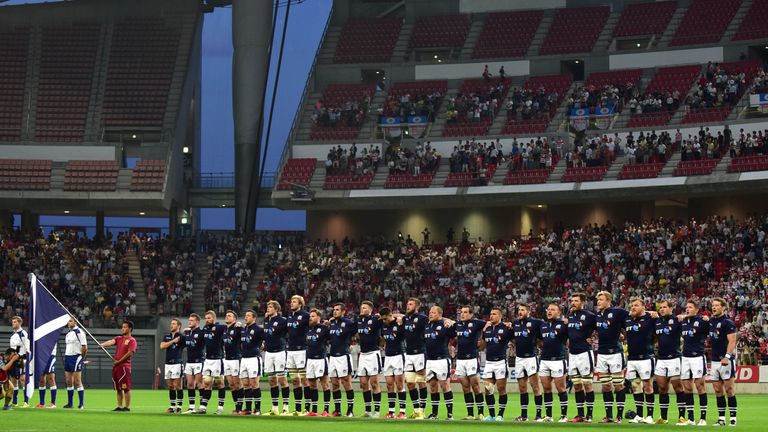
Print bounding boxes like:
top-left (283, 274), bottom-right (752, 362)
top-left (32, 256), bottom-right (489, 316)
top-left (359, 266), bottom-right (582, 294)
top-left (407, 115), bottom-right (428, 125)
top-left (570, 107), bottom-right (589, 117)
top-left (595, 105), bottom-right (615, 116)
top-left (379, 116), bottom-right (401, 126)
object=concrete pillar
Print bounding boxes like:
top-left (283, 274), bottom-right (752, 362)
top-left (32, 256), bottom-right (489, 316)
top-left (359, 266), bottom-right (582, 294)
top-left (169, 203), bottom-right (178, 239)
top-left (0, 210), bottom-right (11, 232)
top-left (21, 210), bottom-right (39, 234)
top-left (95, 211), bottom-right (105, 241)
top-left (232, 0), bottom-right (273, 232)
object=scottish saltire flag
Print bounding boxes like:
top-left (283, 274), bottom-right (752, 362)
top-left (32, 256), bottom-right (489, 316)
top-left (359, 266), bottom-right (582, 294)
top-left (26, 274), bottom-right (70, 400)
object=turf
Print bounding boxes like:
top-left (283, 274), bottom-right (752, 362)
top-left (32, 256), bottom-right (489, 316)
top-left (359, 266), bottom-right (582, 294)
top-left (3, 390), bottom-right (765, 431)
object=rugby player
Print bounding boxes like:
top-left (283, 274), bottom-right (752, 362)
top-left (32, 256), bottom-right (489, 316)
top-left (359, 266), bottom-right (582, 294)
top-left (263, 300), bottom-right (290, 415)
top-left (708, 297), bottom-right (738, 427)
top-left (63, 318), bottom-right (88, 409)
top-left (401, 298), bottom-right (429, 418)
top-left (654, 299), bottom-right (686, 424)
top-left (380, 307), bottom-right (407, 418)
top-left (286, 295), bottom-right (311, 415)
top-left (239, 310), bottom-right (265, 415)
top-left (594, 291), bottom-right (629, 422)
top-left (2, 348), bottom-right (21, 410)
top-left (511, 303), bottom-right (543, 422)
top-left (223, 311), bottom-right (244, 413)
top-left (8, 316), bottom-right (29, 408)
top-left (481, 306), bottom-right (514, 422)
top-left (182, 313), bottom-right (205, 413)
top-left (304, 308), bottom-right (331, 416)
top-left (454, 305), bottom-right (485, 420)
top-left (356, 300), bottom-right (383, 417)
top-left (537, 303), bottom-right (569, 423)
top-left (624, 297), bottom-right (655, 424)
top-left (678, 300), bottom-right (710, 426)
top-left (159, 318), bottom-right (185, 413)
top-left (566, 293), bottom-right (596, 422)
top-left (424, 306), bottom-right (456, 420)
top-left (198, 310), bottom-right (227, 415)
top-left (328, 302), bottom-right (357, 417)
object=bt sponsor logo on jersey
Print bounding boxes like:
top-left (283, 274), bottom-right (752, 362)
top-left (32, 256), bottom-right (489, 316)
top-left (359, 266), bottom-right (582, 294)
top-left (459, 330), bottom-right (471, 337)
top-left (514, 330), bottom-right (530, 337)
top-left (656, 326), bottom-right (673, 335)
top-left (626, 324), bottom-right (640, 332)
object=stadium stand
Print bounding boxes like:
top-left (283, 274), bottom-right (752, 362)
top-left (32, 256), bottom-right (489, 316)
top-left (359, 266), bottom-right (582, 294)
top-left (539, 6), bottom-right (609, 55)
top-left (561, 165), bottom-right (608, 182)
top-left (472, 10), bottom-right (543, 59)
top-left (0, 28), bottom-right (30, 142)
top-left (310, 83), bottom-right (374, 141)
top-left (733, 0), bottom-right (768, 41)
top-left (383, 141), bottom-right (439, 189)
top-left (443, 77), bottom-right (509, 137)
top-left (0, 159), bottom-right (52, 191)
top-left (383, 80), bottom-right (447, 121)
top-left (626, 65), bottom-right (701, 128)
top-left (64, 160), bottom-right (119, 191)
top-left (276, 158), bottom-right (317, 190)
top-left (669, 0), bottom-right (740, 47)
top-left (409, 14), bottom-right (472, 49)
top-left (136, 234), bottom-right (196, 316)
top-left (682, 60), bottom-right (763, 125)
top-left (334, 17), bottom-right (402, 63)
top-left (612, 0), bottom-right (676, 38)
top-left (35, 24), bottom-right (100, 142)
top-left (727, 155), bottom-right (768, 173)
top-left (673, 158), bottom-right (719, 176)
top-left (130, 159), bottom-right (166, 192)
top-left (503, 74), bottom-right (572, 134)
top-left (617, 162), bottom-right (665, 180)
top-left (568, 69), bottom-right (643, 114)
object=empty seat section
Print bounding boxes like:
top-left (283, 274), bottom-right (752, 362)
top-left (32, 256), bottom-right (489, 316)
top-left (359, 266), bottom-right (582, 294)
top-left (613, 1), bottom-right (676, 38)
top-left (277, 158), bottom-right (317, 190)
top-left (35, 24), bottom-right (100, 142)
top-left (669, 0), bottom-right (740, 47)
top-left (503, 168), bottom-right (551, 185)
top-left (443, 78), bottom-right (509, 137)
top-left (409, 14), bottom-right (472, 49)
top-left (130, 159), bottom-right (166, 191)
top-left (384, 172), bottom-right (434, 189)
top-left (103, 17), bottom-right (181, 128)
top-left (310, 83), bottom-right (375, 141)
top-left (334, 17), bottom-right (402, 63)
top-left (733, 0), bottom-right (768, 41)
top-left (726, 155), bottom-right (768, 173)
top-left (503, 74), bottom-right (572, 134)
top-left (444, 165), bottom-right (497, 187)
top-left (323, 173), bottom-right (373, 190)
top-left (561, 165), bottom-right (609, 182)
top-left (64, 160), bottom-right (119, 191)
top-left (617, 162), bottom-right (665, 180)
top-left (0, 29), bottom-right (30, 142)
top-left (673, 159), bottom-right (718, 176)
top-left (0, 159), bottom-right (52, 190)
top-left (540, 7), bottom-right (609, 55)
top-left (472, 10), bottom-right (543, 59)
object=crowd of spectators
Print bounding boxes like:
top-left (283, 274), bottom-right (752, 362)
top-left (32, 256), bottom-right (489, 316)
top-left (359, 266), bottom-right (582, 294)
top-left (505, 85), bottom-right (560, 122)
top-left (445, 80), bottom-right (506, 124)
top-left (448, 139), bottom-right (503, 180)
top-left (312, 96), bottom-right (370, 129)
top-left (199, 231), bottom-right (260, 314)
top-left (506, 136), bottom-right (559, 171)
top-left (382, 88), bottom-right (442, 122)
top-left (324, 143), bottom-right (382, 177)
top-left (384, 141), bottom-right (440, 175)
top-left (136, 234), bottom-right (196, 317)
top-left (627, 88), bottom-right (682, 115)
top-left (568, 79), bottom-right (637, 114)
top-left (686, 62), bottom-right (751, 112)
top-left (565, 134), bottom-right (617, 167)
top-left (624, 130), bottom-right (674, 164)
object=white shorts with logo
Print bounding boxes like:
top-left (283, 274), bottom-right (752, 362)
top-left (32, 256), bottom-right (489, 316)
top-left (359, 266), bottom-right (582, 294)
top-left (482, 359), bottom-right (508, 380)
top-left (223, 359), bottom-right (240, 376)
top-left (568, 351), bottom-right (594, 377)
top-left (655, 358), bottom-right (682, 378)
top-left (595, 352), bottom-right (625, 374)
top-left (681, 355), bottom-right (707, 380)
top-left (454, 358), bottom-right (480, 377)
top-left (164, 364), bottom-right (182, 380)
top-left (329, 354), bottom-right (352, 378)
top-left (383, 354), bottom-right (405, 377)
top-left (264, 351), bottom-right (287, 375)
top-left (709, 360), bottom-right (736, 381)
top-left (184, 362), bottom-right (202, 376)
top-left (626, 358), bottom-right (654, 380)
top-left (203, 359), bottom-right (223, 377)
top-left (286, 350), bottom-right (307, 370)
top-left (405, 353), bottom-right (426, 373)
top-left (357, 351), bottom-right (382, 377)
top-left (239, 357), bottom-right (262, 379)
top-left (425, 359), bottom-right (451, 381)
top-left (306, 358), bottom-right (328, 379)
top-left (539, 359), bottom-right (567, 378)
top-left (515, 356), bottom-right (538, 379)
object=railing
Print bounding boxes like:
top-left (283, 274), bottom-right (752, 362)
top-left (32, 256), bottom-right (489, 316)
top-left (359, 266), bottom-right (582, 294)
top-left (193, 172), bottom-right (275, 189)
top-left (274, 3), bottom-right (335, 188)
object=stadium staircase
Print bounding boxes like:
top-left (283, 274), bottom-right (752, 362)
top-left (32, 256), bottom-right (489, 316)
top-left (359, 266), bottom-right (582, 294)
top-left (458, 19), bottom-right (483, 61)
top-left (656, 7), bottom-right (686, 48)
top-left (425, 84), bottom-right (459, 138)
top-left (603, 156), bottom-right (627, 180)
top-left (526, 9), bottom-right (554, 57)
top-left (721, 0), bottom-right (752, 44)
top-left (594, 11), bottom-right (621, 53)
top-left (83, 24), bottom-right (109, 140)
top-left (369, 167), bottom-right (390, 189)
top-left (307, 160), bottom-right (327, 190)
top-left (124, 253), bottom-right (149, 316)
top-left (392, 22), bottom-right (412, 62)
top-left (546, 81), bottom-right (580, 134)
top-left (361, 91), bottom-right (387, 139)
top-left (547, 158), bottom-right (567, 183)
top-left (295, 90), bottom-right (321, 141)
top-left (317, 25), bottom-right (340, 64)
top-left (487, 76), bottom-right (526, 135)
top-left (429, 158), bottom-right (451, 187)
top-left (728, 89), bottom-right (755, 121)
top-left (659, 152), bottom-right (682, 177)
top-left (191, 253), bottom-right (209, 313)
top-left (163, 16), bottom-right (196, 128)
top-left (23, 27), bottom-right (41, 142)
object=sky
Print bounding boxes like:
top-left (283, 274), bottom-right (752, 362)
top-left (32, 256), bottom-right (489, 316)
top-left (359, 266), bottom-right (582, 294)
top-left (5, 0), bottom-right (333, 232)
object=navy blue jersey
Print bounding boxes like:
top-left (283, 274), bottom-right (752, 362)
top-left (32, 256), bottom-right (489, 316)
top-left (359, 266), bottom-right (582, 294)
top-left (382, 321), bottom-right (404, 356)
top-left (681, 315), bottom-right (710, 357)
top-left (455, 318), bottom-right (486, 359)
top-left (241, 323), bottom-right (264, 358)
top-left (655, 315), bottom-right (682, 359)
top-left (203, 322), bottom-right (228, 359)
top-left (624, 313), bottom-right (655, 360)
top-left (162, 332), bottom-right (184, 364)
top-left (403, 312), bottom-right (428, 354)
top-left (540, 319), bottom-right (568, 360)
top-left (184, 327), bottom-right (205, 363)
top-left (708, 315), bottom-right (737, 362)
top-left (566, 309), bottom-right (596, 354)
top-left (424, 319), bottom-right (456, 360)
top-left (329, 317), bottom-right (356, 356)
top-left (595, 307), bottom-right (629, 355)
top-left (483, 323), bottom-right (513, 362)
top-left (356, 314), bottom-right (383, 353)
top-left (224, 324), bottom-right (242, 360)
top-left (286, 310), bottom-right (311, 350)
top-left (306, 324), bottom-right (330, 359)
top-left (513, 317), bottom-right (543, 358)
top-left (263, 315), bottom-right (288, 353)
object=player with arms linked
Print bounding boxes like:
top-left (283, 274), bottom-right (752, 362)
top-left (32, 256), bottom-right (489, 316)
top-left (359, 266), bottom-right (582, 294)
top-left (708, 297), bottom-right (738, 426)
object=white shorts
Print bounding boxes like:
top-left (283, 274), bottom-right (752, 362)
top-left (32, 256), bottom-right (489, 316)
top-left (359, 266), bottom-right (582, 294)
top-left (404, 353), bottom-right (426, 373)
top-left (482, 359), bottom-right (509, 380)
top-left (329, 354), bottom-right (352, 378)
top-left (184, 362), bottom-right (202, 376)
top-left (239, 357), bottom-right (262, 379)
top-left (515, 356), bottom-right (538, 379)
top-left (568, 351), bottom-right (594, 377)
top-left (539, 359), bottom-right (567, 378)
top-left (595, 352), bottom-right (625, 374)
top-left (164, 364), bottom-right (182, 380)
top-left (306, 358), bottom-right (328, 380)
top-left (454, 358), bottom-right (480, 378)
top-left (681, 355), bottom-right (707, 380)
top-left (357, 351), bottom-right (382, 377)
top-left (203, 359), bottom-right (223, 377)
top-left (383, 354), bottom-right (405, 377)
top-left (425, 359), bottom-right (451, 381)
top-left (709, 360), bottom-right (735, 382)
top-left (286, 350), bottom-right (307, 370)
top-left (626, 358), bottom-right (654, 380)
top-left (264, 351), bottom-right (287, 375)
top-left (223, 359), bottom-right (240, 376)
top-left (655, 358), bottom-right (682, 378)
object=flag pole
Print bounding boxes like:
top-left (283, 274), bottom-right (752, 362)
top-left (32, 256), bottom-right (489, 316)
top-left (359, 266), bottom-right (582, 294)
top-left (29, 273), bottom-right (115, 360)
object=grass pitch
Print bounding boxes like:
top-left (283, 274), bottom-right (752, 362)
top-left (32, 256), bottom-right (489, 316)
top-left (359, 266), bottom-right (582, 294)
top-left (3, 390), bottom-right (766, 431)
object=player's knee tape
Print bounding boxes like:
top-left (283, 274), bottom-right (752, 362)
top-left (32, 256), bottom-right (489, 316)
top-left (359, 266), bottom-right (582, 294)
top-left (484, 382), bottom-right (496, 394)
top-left (571, 376), bottom-right (582, 385)
top-left (599, 375), bottom-right (612, 385)
top-left (404, 372), bottom-right (416, 383)
top-left (289, 368), bottom-right (306, 379)
top-left (203, 375), bottom-right (213, 385)
top-left (611, 374), bottom-right (624, 385)
top-left (414, 374), bottom-right (426, 384)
